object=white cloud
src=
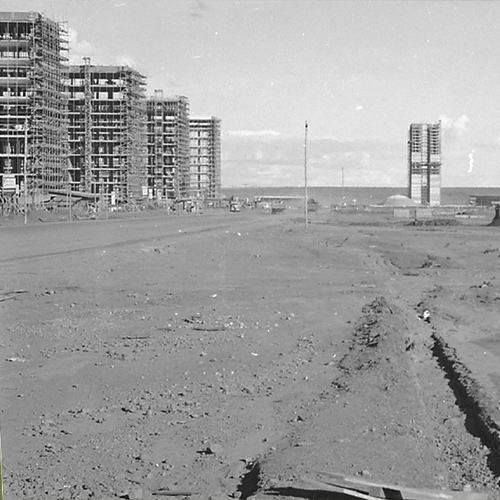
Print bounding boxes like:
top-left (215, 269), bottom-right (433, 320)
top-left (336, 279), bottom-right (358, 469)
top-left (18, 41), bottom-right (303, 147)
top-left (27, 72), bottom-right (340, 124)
top-left (439, 114), bottom-right (469, 139)
top-left (455, 115), bottom-right (469, 135)
top-left (188, 0), bottom-right (209, 18)
top-left (117, 54), bottom-right (136, 68)
top-left (226, 130), bottom-right (281, 138)
top-left (222, 133), bottom-right (406, 187)
top-left (67, 27), bottom-right (100, 65)
top-left (468, 150), bottom-right (475, 173)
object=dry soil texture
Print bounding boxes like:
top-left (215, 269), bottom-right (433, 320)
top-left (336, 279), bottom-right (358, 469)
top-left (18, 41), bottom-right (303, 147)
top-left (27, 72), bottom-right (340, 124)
top-left (1, 209), bottom-right (500, 500)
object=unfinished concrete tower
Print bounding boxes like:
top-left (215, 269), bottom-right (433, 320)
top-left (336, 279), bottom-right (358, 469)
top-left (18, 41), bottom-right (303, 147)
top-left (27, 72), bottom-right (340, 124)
top-left (0, 11), bottom-right (69, 206)
top-left (67, 63), bottom-right (147, 205)
top-left (146, 92), bottom-right (190, 201)
top-left (189, 116), bottom-right (221, 200)
top-left (408, 122), bottom-right (441, 206)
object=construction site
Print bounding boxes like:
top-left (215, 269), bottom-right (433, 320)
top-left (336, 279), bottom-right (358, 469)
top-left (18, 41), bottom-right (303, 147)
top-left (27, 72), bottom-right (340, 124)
top-left (67, 61), bottom-right (147, 205)
top-left (146, 92), bottom-right (190, 202)
top-left (0, 11), bottom-right (69, 214)
top-left (408, 122), bottom-right (442, 206)
top-left (3, 4), bottom-right (500, 500)
top-left (189, 116), bottom-right (222, 200)
top-left (0, 11), bottom-right (222, 216)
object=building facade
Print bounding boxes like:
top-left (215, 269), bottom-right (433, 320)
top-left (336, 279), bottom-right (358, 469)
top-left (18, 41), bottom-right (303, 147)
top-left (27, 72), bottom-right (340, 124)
top-left (146, 92), bottom-right (189, 201)
top-left (408, 122), bottom-right (441, 206)
top-left (67, 62), bottom-right (147, 204)
top-left (0, 11), bottom-right (222, 211)
top-left (0, 11), bottom-right (68, 199)
top-left (189, 116), bottom-right (221, 200)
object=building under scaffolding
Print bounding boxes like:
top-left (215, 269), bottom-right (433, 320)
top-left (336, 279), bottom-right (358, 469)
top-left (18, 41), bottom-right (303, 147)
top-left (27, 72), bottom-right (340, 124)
top-left (146, 91), bottom-right (189, 201)
top-left (189, 116), bottom-right (221, 200)
top-left (408, 122), bottom-right (441, 206)
top-left (67, 63), bottom-right (147, 205)
top-left (0, 11), bottom-right (69, 212)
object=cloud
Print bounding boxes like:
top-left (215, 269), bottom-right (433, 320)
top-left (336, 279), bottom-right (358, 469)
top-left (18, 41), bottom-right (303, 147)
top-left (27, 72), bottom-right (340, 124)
top-left (188, 0), bottom-right (209, 18)
top-left (468, 150), bottom-right (475, 173)
top-left (222, 133), bottom-right (405, 187)
top-left (67, 27), bottom-right (100, 64)
top-left (439, 114), bottom-right (469, 139)
top-left (226, 130), bottom-right (281, 138)
top-left (116, 54), bottom-right (136, 68)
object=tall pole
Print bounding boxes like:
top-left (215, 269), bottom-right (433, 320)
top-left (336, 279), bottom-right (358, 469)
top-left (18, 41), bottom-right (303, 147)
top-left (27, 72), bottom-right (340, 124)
top-left (304, 121), bottom-right (308, 229)
top-left (24, 118), bottom-right (28, 225)
top-left (342, 165), bottom-right (345, 209)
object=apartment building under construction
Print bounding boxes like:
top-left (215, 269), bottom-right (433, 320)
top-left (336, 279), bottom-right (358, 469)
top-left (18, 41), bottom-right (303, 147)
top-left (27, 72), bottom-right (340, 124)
top-left (67, 62), bottom-right (147, 204)
top-left (189, 116), bottom-right (221, 200)
top-left (408, 122), bottom-right (441, 206)
top-left (146, 92), bottom-right (189, 201)
top-left (0, 11), bottom-right (69, 208)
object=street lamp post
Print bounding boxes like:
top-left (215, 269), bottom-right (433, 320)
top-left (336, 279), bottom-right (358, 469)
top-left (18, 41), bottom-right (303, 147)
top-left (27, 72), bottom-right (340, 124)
top-left (304, 121), bottom-right (308, 229)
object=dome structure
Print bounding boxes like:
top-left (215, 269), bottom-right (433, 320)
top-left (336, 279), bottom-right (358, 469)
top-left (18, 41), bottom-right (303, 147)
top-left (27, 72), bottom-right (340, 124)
top-left (382, 195), bottom-right (417, 207)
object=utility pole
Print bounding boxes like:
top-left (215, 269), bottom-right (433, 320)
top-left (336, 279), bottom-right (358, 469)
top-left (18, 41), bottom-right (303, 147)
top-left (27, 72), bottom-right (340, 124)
top-left (341, 165), bottom-right (345, 211)
top-left (304, 121), bottom-right (308, 230)
top-left (66, 163), bottom-right (72, 222)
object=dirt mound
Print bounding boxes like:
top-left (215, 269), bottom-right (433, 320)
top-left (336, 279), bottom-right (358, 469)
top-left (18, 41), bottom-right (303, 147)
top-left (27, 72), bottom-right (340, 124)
top-left (337, 296), bottom-right (414, 386)
top-left (488, 206), bottom-right (500, 226)
top-left (409, 218), bottom-right (461, 226)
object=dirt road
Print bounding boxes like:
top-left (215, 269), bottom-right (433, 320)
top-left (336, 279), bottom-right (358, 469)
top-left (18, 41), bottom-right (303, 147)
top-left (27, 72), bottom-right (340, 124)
top-left (1, 209), bottom-right (500, 499)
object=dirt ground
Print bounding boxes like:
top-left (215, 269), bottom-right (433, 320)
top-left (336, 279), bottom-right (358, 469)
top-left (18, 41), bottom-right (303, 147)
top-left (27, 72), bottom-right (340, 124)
top-left (1, 207), bottom-right (500, 500)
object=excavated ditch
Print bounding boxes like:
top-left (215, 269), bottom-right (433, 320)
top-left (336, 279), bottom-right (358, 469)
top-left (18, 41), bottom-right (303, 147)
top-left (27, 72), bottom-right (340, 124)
top-left (431, 331), bottom-right (500, 479)
top-left (257, 295), bottom-right (500, 499)
top-left (236, 461), bottom-right (261, 500)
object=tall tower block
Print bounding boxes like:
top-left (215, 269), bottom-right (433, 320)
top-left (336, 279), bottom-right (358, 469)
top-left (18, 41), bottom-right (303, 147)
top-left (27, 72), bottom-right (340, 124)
top-left (0, 12), bottom-right (69, 196)
top-left (189, 116), bottom-right (221, 200)
top-left (408, 122), bottom-right (441, 206)
top-left (146, 93), bottom-right (190, 201)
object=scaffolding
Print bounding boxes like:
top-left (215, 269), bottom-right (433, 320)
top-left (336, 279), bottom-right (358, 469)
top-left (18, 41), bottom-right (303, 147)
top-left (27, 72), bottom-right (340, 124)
top-left (146, 92), bottom-right (190, 201)
top-left (408, 122), bottom-right (441, 206)
top-left (83, 56), bottom-right (92, 193)
top-left (67, 63), bottom-right (147, 205)
top-left (189, 116), bottom-right (221, 200)
top-left (0, 11), bottom-right (69, 210)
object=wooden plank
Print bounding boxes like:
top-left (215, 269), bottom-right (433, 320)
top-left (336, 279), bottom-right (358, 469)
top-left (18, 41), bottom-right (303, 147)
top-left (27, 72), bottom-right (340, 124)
top-left (315, 472), bottom-right (488, 500)
top-left (301, 476), bottom-right (382, 500)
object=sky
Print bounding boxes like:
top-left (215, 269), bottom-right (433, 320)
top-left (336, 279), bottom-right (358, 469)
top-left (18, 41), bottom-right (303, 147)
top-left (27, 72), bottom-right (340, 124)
top-left (2, 0), bottom-right (500, 187)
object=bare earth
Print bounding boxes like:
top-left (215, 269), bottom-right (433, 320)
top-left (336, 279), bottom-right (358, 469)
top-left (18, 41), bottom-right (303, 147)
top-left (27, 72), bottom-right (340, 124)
top-left (1, 208), bottom-right (500, 500)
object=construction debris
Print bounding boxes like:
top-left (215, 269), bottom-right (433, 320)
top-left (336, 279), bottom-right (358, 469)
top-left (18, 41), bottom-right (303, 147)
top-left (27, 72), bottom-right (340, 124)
top-left (294, 472), bottom-right (489, 500)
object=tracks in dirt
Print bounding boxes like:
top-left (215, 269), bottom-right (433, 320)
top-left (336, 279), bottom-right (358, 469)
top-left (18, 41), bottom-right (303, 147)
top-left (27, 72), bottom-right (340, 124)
top-left (0, 213), bottom-right (274, 264)
top-left (233, 227), bottom-right (500, 499)
top-left (355, 240), bottom-right (500, 491)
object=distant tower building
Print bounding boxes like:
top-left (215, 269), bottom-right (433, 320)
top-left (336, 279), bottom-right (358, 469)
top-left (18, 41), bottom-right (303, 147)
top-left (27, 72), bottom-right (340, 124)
top-left (146, 92), bottom-right (190, 201)
top-left (67, 63), bottom-right (147, 204)
top-left (408, 122), bottom-right (441, 206)
top-left (0, 12), bottom-right (69, 198)
top-left (189, 116), bottom-right (221, 200)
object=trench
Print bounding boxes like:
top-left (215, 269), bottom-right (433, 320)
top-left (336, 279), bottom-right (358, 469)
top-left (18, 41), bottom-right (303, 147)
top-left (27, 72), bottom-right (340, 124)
top-left (236, 460), bottom-right (261, 500)
top-left (431, 330), bottom-right (500, 480)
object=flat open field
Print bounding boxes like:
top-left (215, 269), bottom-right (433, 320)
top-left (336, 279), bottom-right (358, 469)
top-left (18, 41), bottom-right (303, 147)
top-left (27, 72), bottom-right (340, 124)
top-left (1, 207), bottom-right (500, 500)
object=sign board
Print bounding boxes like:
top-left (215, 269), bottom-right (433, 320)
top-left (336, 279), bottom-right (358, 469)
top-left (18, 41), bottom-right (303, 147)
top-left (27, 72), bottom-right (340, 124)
top-left (142, 185), bottom-right (148, 197)
top-left (2, 174), bottom-right (16, 192)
